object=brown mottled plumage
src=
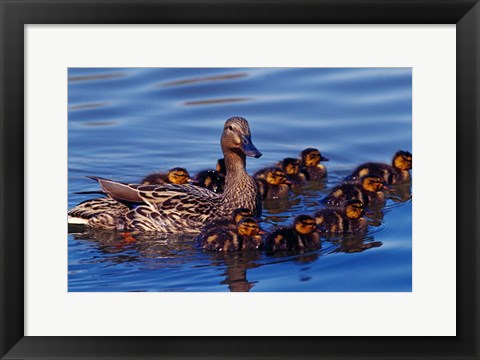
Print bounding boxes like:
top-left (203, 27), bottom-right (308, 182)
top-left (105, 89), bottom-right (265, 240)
top-left (68, 117), bottom-right (262, 233)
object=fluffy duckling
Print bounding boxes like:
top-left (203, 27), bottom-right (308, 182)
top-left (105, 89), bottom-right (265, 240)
top-left (277, 157), bottom-right (307, 187)
top-left (216, 158), bottom-right (226, 177)
top-left (265, 215), bottom-right (321, 251)
top-left (300, 148), bottom-right (329, 180)
top-left (200, 208), bottom-right (254, 234)
top-left (314, 199), bottom-right (368, 234)
top-left (322, 175), bottom-right (387, 209)
top-left (198, 217), bottom-right (264, 252)
top-left (141, 167), bottom-right (192, 185)
top-left (255, 168), bottom-right (291, 200)
top-left (194, 169), bottom-right (225, 193)
top-left (348, 150), bottom-right (412, 185)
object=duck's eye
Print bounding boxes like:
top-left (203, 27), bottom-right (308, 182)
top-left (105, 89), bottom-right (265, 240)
top-left (228, 125), bottom-right (233, 131)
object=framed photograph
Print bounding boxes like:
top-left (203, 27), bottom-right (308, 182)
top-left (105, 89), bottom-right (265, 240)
top-left (1, 0), bottom-right (479, 359)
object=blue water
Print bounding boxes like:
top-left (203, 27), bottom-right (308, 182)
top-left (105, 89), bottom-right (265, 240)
top-left (68, 68), bottom-right (412, 292)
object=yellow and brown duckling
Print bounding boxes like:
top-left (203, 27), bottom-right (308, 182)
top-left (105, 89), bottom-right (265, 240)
top-left (265, 215), bottom-right (321, 251)
top-left (300, 148), bottom-right (329, 180)
top-left (141, 167), bottom-right (192, 185)
top-left (322, 175), bottom-right (387, 209)
top-left (314, 199), bottom-right (368, 234)
top-left (200, 208), bottom-right (254, 234)
top-left (194, 169), bottom-right (225, 193)
top-left (348, 150), bottom-right (412, 185)
top-left (276, 157), bottom-right (307, 187)
top-left (197, 217), bottom-right (264, 252)
top-left (193, 158), bottom-right (226, 193)
top-left (255, 167), bottom-right (291, 200)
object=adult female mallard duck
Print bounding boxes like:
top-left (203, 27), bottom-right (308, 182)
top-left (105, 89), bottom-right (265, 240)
top-left (322, 175), bottom-right (387, 209)
top-left (197, 217), bottom-right (264, 252)
top-left (68, 117), bottom-right (262, 233)
top-left (264, 215), bottom-right (321, 251)
top-left (347, 150), bottom-right (412, 185)
top-left (314, 199), bottom-right (368, 234)
top-left (141, 167), bottom-right (192, 185)
top-left (300, 148), bottom-right (329, 180)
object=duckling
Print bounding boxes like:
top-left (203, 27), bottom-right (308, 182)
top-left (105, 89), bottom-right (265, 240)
top-left (314, 199), bottom-right (368, 234)
top-left (194, 169), bottom-right (225, 193)
top-left (198, 217), bottom-right (264, 252)
top-left (69, 116), bottom-right (263, 233)
top-left (141, 167), bottom-right (192, 185)
top-left (200, 208), bottom-right (254, 234)
top-left (265, 215), bottom-right (321, 251)
top-left (322, 175), bottom-right (387, 209)
top-left (300, 148), bottom-right (329, 180)
top-left (348, 150), bottom-right (412, 185)
top-left (255, 168), bottom-right (291, 200)
top-left (276, 157), bottom-right (307, 187)
top-left (216, 158), bottom-right (226, 177)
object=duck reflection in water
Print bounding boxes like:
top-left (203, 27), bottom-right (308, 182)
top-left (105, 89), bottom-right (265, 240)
top-left (327, 233), bottom-right (383, 254)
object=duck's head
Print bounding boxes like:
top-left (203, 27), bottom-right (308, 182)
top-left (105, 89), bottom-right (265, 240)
top-left (237, 217), bottom-right (264, 237)
top-left (231, 208), bottom-right (254, 224)
top-left (221, 117), bottom-right (262, 159)
top-left (294, 215), bottom-right (317, 235)
top-left (345, 199), bottom-right (366, 219)
top-left (361, 175), bottom-right (386, 192)
top-left (266, 168), bottom-right (288, 186)
top-left (281, 158), bottom-right (301, 175)
top-left (393, 150), bottom-right (412, 171)
top-left (301, 148), bottom-right (329, 167)
top-left (167, 167), bottom-right (192, 185)
top-left (216, 158), bottom-right (226, 175)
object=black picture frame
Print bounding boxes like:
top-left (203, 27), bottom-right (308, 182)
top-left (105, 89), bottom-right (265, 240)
top-left (1, 1), bottom-right (479, 359)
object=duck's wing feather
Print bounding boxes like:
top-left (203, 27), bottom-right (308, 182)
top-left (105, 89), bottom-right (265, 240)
top-left (93, 178), bottom-right (224, 233)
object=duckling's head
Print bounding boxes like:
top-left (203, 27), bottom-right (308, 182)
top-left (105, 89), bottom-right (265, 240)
top-left (237, 217), bottom-right (263, 237)
top-left (281, 158), bottom-right (301, 175)
top-left (167, 167), bottom-right (191, 185)
top-left (216, 158), bottom-right (226, 175)
top-left (345, 199), bottom-right (366, 219)
top-left (294, 215), bottom-right (317, 235)
top-left (231, 208), bottom-right (254, 224)
top-left (266, 168), bottom-right (288, 186)
top-left (361, 175), bottom-right (386, 192)
top-left (393, 150), bottom-right (412, 171)
top-left (221, 117), bottom-right (262, 158)
top-left (301, 148), bottom-right (329, 167)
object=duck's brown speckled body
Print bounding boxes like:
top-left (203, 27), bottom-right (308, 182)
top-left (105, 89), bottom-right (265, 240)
top-left (68, 117), bottom-right (262, 233)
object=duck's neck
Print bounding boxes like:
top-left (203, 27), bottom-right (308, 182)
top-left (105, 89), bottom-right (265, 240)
top-left (224, 149), bottom-right (248, 183)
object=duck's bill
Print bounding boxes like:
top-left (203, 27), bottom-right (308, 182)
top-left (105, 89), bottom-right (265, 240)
top-left (241, 136), bottom-right (262, 158)
top-left (320, 155), bottom-right (329, 162)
